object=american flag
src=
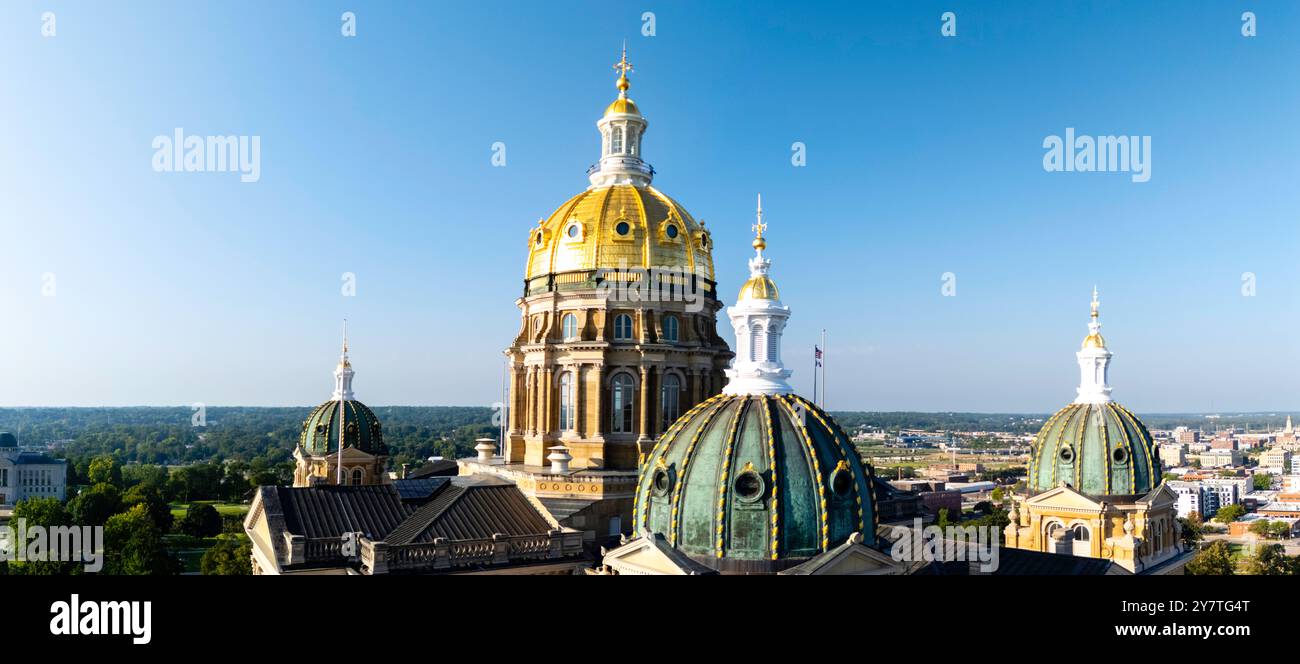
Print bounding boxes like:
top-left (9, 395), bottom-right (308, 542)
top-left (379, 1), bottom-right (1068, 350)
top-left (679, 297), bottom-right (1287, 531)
top-left (814, 346), bottom-right (823, 367)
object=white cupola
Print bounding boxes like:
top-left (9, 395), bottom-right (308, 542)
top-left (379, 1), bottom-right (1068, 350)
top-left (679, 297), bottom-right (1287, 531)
top-left (1074, 287), bottom-right (1113, 404)
top-left (723, 195), bottom-right (794, 396)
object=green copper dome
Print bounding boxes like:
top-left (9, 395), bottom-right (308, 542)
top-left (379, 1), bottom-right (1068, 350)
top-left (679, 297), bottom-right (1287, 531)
top-left (300, 400), bottom-right (386, 456)
top-left (633, 392), bottom-right (878, 574)
top-left (1028, 402), bottom-right (1160, 497)
top-left (0, 432), bottom-right (16, 448)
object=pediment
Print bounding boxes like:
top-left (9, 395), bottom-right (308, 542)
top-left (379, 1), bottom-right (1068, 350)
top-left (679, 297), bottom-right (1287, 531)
top-left (1024, 485), bottom-right (1104, 511)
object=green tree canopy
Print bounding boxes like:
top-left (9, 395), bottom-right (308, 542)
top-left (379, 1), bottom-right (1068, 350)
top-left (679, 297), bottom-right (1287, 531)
top-left (179, 503), bottom-right (223, 538)
top-left (122, 484), bottom-right (173, 532)
top-left (1214, 504), bottom-right (1246, 524)
top-left (5, 497), bottom-right (79, 575)
top-left (87, 455), bottom-right (122, 487)
top-left (1243, 543), bottom-right (1299, 575)
top-left (69, 483), bottom-right (123, 527)
top-left (1186, 540), bottom-right (1235, 576)
top-left (200, 535), bottom-right (252, 575)
top-left (103, 505), bottom-right (175, 575)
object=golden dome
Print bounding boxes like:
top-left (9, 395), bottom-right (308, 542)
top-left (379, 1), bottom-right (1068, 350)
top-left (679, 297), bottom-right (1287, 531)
top-left (738, 275), bottom-right (779, 301)
top-left (524, 184), bottom-right (714, 282)
top-left (604, 96), bottom-right (640, 116)
top-left (1082, 333), bottom-right (1106, 349)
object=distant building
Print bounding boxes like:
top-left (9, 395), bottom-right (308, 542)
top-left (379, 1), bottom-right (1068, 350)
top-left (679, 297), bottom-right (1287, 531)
top-left (1197, 449), bottom-right (1242, 468)
top-left (1158, 444), bottom-right (1186, 468)
top-left (1260, 448), bottom-right (1290, 476)
top-left (1174, 427), bottom-right (1200, 445)
top-left (0, 432), bottom-right (68, 507)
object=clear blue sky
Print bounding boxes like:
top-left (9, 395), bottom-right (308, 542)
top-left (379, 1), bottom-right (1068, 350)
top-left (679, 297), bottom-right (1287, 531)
top-left (2, 1), bottom-right (1297, 412)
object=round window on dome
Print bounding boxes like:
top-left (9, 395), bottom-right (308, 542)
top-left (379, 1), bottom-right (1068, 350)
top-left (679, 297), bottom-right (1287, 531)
top-left (652, 468), bottom-right (672, 496)
top-left (566, 224), bottom-right (580, 239)
top-left (665, 224), bottom-right (679, 239)
top-left (1112, 447), bottom-right (1128, 465)
top-left (830, 467), bottom-right (854, 497)
top-left (534, 231), bottom-right (543, 246)
top-left (1059, 445), bottom-right (1074, 463)
top-left (735, 470), bottom-right (765, 503)
top-left (615, 221), bottom-right (631, 236)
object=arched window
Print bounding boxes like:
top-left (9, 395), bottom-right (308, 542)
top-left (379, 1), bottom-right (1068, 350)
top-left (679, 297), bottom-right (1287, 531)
top-left (611, 373), bottom-right (635, 433)
top-left (662, 374), bottom-right (681, 430)
top-left (559, 372), bottom-right (574, 432)
top-left (766, 328), bottom-right (778, 361)
top-left (750, 323), bottom-right (764, 362)
top-left (1071, 524), bottom-right (1090, 541)
top-left (614, 314), bottom-right (634, 341)
top-left (562, 313), bottom-right (578, 341)
top-left (611, 126), bottom-right (624, 154)
top-left (351, 468), bottom-right (364, 486)
top-left (663, 315), bottom-right (679, 343)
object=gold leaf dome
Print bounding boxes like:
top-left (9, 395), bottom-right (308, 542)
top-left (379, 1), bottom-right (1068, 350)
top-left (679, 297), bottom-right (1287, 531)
top-left (738, 275), bottom-right (779, 301)
top-left (604, 97), bottom-right (640, 117)
top-left (1082, 333), bottom-right (1106, 349)
top-left (524, 184), bottom-right (714, 282)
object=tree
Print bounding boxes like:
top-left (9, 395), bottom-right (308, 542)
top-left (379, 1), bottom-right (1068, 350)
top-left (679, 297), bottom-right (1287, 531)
top-left (103, 505), bottom-right (175, 575)
top-left (1186, 541), bottom-right (1235, 576)
top-left (122, 484), bottom-right (173, 532)
top-left (200, 535), bottom-right (252, 575)
top-left (4, 497), bottom-right (80, 575)
top-left (1243, 544), bottom-right (1298, 576)
top-left (179, 503), bottom-right (223, 538)
top-left (1214, 504), bottom-right (1246, 524)
top-left (87, 455), bottom-right (122, 487)
top-left (1254, 473), bottom-right (1273, 491)
top-left (1249, 520), bottom-right (1275, 539)
top-left (69, 483), bottom-right (123, 527)
top-left (121, 464), bottom-right (169, 491)
top-left (991, 487), bottom-right (1005, 503)
top-left (1177, 516), bottom-right (1203, 549)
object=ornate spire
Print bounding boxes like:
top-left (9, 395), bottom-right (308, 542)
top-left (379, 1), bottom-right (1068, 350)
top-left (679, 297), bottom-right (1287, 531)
top-left (724, 196), bottom-right (793, 396)
top-left (1082, 286), bottom-right (1106, 349)
top-left (614, 41), bottom-right (633, 95)
top-left (332, 320), bottom-right (355, 401)
top-left (1075, 289), bottom-right (1113, 404)
top-left (752, 193), bottom-right (767, 253)
top-left (591, 44), bottom-right (651, 187)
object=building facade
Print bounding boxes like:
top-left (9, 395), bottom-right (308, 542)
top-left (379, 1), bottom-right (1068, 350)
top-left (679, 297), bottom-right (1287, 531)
top-left (1004, 291), bottom-right (1188, 574)
top-left (0, 432), bottom-right (68, 507)
top-left (462, 51), bottom-right (733, 540)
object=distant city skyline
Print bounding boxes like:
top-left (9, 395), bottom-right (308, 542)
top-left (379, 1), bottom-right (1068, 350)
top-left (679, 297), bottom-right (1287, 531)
top-left (2, 2), bottom-right (1297, 412)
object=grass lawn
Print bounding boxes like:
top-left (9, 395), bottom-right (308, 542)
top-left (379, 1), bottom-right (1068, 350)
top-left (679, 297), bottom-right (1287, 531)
top-left (169, 501), bottom-right (249, 520)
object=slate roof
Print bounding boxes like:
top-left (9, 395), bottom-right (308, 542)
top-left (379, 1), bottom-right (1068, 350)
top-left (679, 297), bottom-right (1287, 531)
top-left (915, 545), bottom-right (1114, 575)
top-left (275, 484), bottom-right (411, 540)
top-left (393, 477), bottom-right (451, 503)
top-left (12, 452), bottom-right (66, 465)
top-left (387, 480), bottom-right (556, 545)
top-left (406, 459), bottom-right (460, 479)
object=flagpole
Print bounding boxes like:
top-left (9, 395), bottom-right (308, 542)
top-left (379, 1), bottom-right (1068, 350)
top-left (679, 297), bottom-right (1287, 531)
top-left (812, 345), bottom-right (819, 405)
top-left (820, 329), bottom-right (826, 409)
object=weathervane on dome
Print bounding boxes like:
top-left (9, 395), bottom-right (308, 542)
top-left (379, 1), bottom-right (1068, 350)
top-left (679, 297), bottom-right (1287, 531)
top-left (752, 194), bottom-right (767, 253)
top-left (614, 41), bottom-right (633, 93)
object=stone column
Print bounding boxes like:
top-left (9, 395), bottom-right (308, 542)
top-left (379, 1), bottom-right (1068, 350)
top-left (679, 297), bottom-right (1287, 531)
top-left (574, 363), bottom-right (586, 438)
top-left (541, 368), bottom-right (554, 438)
top-left (638, 365), bottom-right (652, 443)
top-left (591, 364), bottom-right (606, 441)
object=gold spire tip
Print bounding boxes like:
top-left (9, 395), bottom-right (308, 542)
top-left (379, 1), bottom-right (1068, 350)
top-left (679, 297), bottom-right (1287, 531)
top-left (613, 42), bottom-right (633, 93)
top-left (752, 194), bottom-right (767, 250)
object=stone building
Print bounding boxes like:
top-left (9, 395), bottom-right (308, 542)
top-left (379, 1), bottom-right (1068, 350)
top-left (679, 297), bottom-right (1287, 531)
top-left (461, 49), bottom-right (732, 540)
top-left (292, 331), bottom-right (389, 488)
top-left (1003, 291), bottom-right (1191, 574)
top-left (0, 432), bottom-right (68, 508)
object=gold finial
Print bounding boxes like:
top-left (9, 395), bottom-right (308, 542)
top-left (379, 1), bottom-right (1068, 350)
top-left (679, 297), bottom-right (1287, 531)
top-left (339, 319), bottom-right (351, 368)
top-left (614, 41), bottom-right (633, 94)
top-left (752, 194), bottom-right (767, 251)
top-left (1090, 286), bottom-right (1099, 319)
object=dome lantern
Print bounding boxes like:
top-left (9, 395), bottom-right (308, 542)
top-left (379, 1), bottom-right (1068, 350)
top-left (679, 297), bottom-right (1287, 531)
top-left (1027, 289), bottom-right (1161, 497)
top-left (724, 195), bottom-right (792, 396)
top-left (590, 44), bottom-right (653, 187)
